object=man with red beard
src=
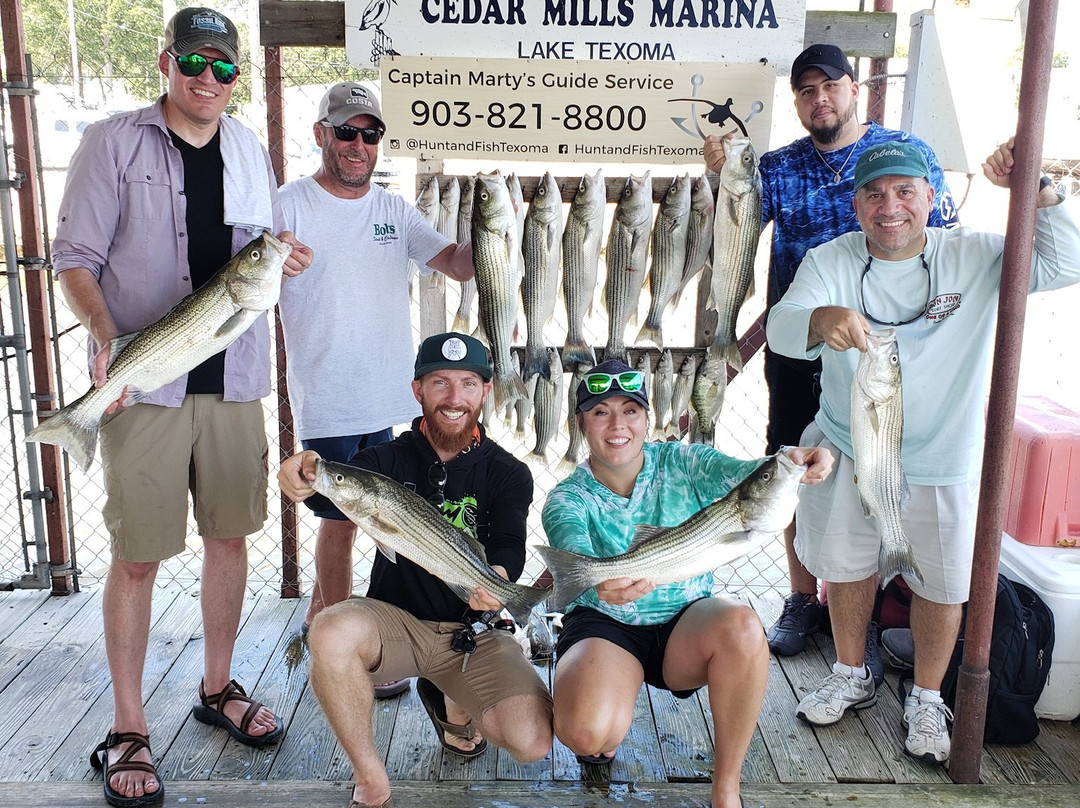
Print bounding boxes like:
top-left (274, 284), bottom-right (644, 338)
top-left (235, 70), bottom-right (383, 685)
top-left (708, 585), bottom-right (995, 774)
top-left (278, 332), bottom-right (551, 808)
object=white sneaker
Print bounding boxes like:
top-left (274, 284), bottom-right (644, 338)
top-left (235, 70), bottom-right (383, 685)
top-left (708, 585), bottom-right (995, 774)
top-left (796, 663), bottom-right (877, 726)
top-left (903, 690), bottom-right (953, 763)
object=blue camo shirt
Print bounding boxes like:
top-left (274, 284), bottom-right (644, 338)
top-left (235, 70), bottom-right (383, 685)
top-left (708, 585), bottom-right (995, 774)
top-left (761, 121), bottom-right (960, 308)
top-left (541, 441), bottom-right (762, 626)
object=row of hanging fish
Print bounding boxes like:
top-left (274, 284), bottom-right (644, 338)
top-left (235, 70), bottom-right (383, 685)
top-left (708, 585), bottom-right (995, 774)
top-left (413, 137), bottom-right (761, 412)
top-left (476, 344), bottom-right (730, 469)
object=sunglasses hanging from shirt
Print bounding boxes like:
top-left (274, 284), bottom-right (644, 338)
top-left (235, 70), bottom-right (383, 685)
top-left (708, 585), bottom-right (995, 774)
top-left (860, 253), bottom-right (932, 327)
top-left (168, 52), bottom-right (239, 84)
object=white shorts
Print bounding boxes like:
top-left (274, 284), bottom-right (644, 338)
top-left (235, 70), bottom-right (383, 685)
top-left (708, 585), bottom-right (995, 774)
top-left (794, 423), bottom-right (979, 604)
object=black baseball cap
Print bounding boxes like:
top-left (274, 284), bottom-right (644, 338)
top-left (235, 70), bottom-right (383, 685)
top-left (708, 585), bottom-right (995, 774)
top-left (575, 359), bottom-right (650, 413)
top-left (791, 43), bottom-right (855, 88)
top-left (164, 7), bottom-right (240, 64)
top-left (414, 333), bottom-right (492, 381)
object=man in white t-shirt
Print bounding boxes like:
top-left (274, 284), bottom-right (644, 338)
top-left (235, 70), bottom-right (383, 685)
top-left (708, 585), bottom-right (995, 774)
top-left (278, 84), bottom-right (474, 691)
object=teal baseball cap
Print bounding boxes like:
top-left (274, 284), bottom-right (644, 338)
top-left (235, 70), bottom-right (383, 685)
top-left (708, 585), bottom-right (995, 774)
top-left (853, 140), bottom-right (930, 191)
top-left (414, 332), bottom-right (492, 380)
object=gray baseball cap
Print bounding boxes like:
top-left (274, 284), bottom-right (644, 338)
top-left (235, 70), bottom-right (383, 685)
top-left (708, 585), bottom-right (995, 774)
top-left (164, 7), bottom-right (239, 64)
top-left (318, 82), bottom-right (385, 128)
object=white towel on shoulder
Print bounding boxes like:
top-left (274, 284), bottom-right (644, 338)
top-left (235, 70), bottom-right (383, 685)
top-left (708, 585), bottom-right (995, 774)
top-left (220, 118), bottom-right (275, 234)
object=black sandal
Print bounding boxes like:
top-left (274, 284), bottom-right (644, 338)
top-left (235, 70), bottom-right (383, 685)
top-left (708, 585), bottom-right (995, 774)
top-left (89, 731), bottom-right (164, 808)
top-left (416, 677), bottom-right (488, 758)
top-left (192, 678), bottom-right (283, 746)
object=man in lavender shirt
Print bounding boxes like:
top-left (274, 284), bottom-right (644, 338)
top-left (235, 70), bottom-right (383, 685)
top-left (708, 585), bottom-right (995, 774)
top-left (49, 8), bottom-right (310, 807)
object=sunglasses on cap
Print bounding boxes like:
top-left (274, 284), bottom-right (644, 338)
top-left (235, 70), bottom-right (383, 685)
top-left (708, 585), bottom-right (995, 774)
top-left (167, 52), bottom-right (239, 85)
top-left (583, 370), bottom-right (645, 395)
top-left (322, 122), bottom-right (385, 145)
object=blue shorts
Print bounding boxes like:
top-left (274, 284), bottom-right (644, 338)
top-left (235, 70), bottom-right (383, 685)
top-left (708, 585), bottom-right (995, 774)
top-left (301, 429), bottom-right (393, 519)
top-left (554, 602), bottom-right (702, 699)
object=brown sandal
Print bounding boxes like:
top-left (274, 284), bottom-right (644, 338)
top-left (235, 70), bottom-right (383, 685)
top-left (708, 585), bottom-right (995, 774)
top-left (349, 794), bottom-right (394, 808)
top-left (89, 731), bottom-right (164, 807)
top-left (192, 678), bottom-right (283, 746)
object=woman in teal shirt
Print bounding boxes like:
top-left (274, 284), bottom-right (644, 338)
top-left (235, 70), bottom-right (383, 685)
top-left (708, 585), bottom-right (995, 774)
top-left (542, 358), bottom-right (833, 808)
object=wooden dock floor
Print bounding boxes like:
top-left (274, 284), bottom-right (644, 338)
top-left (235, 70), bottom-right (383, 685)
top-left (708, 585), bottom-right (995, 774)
top-left (1, 588), bottom-right (1078, 807)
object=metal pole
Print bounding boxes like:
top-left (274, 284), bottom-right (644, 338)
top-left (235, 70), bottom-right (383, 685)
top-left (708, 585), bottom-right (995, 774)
top-left (0, 96), bottom-right (50, 588)
top-left (949, 0), bottom-right (1059, 783)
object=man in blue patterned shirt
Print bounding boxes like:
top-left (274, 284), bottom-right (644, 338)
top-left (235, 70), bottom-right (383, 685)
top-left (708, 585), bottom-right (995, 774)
top-left (704, 44), bottom-right (959, 665)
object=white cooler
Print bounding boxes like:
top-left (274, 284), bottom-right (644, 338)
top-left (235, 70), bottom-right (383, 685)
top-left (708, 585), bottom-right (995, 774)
top-left (999, 532), bottom-right (1080, 721)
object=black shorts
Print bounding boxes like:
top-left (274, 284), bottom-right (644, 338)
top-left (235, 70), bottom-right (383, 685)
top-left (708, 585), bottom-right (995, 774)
top-left (764, 348), bottom-right (821, 454)
top-left (554, 602), bottom-right (702, 699)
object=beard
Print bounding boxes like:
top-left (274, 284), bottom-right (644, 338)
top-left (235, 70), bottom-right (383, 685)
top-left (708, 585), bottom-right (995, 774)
top-left (325, 149), bottom-right (374, 189)
top-left (808, 97), bottom-right (857, 145)
top-left (422, 400), bottom-right (483, 456)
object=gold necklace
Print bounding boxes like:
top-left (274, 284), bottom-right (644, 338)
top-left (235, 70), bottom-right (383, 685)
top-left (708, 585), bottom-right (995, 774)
top-left (814, 143), bottom-right (857, 184)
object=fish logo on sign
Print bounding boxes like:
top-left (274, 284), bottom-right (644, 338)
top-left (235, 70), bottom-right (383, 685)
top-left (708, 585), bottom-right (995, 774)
top-left (668, 74), bottom-right (764, 141)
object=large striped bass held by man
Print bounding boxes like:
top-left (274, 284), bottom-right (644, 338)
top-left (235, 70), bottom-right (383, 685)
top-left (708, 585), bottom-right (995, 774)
top-left (536, 452), bottom-right (805, 610)
top-left (25, 234), bottom-right (291, 471)
top-left (850, 328), bottom-right (923, 586)
top-left (471, 171), bottom-right (528, 411)
top-left (312, 459), bottom-right (549, 626)
top-left (710, 136), bottom-right (762, 372)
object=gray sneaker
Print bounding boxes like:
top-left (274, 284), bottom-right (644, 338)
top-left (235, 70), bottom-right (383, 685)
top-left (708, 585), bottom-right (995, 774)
top-left (767, 592), bottom-right (823, 656)
top-left (881, 628), bottom-right (915, 671)
top-left (903, 689), bottom-right (953, 763)
top-left (796, 663), bottom-right (877, 726)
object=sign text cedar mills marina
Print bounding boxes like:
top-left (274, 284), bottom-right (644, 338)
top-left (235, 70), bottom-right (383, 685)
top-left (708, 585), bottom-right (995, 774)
top-left (418, 0), bottom-right (780, 29)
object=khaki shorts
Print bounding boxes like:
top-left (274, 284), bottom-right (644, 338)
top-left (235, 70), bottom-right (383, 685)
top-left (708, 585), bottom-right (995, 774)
top-left (350, 597), bottom-right (551, 721)
top-left (100, 396), bottom-right (268, 562)
top-left (794, 423), bottom-right (979, 604)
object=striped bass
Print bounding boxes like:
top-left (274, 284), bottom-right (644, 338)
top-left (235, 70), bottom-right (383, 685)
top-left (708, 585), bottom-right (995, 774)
top-left (26, 234), bottom-right (290, 471)
top-left (312, 459), bottom-right (549, 626)
top-left (691, 346), bottom-right (727, 445)
top-left (638, 174), bottom-right (692, 348)
top-left (672, 174), bottom-right (716, 309)
top-left (710, 137), bottom-right (762, 371)
top-left (561, 170), bottom-right (605, 368)
top-left (603, 172), bottom-right (653, 364)
top-left (452, 176), bottom-right (477, 334)
top-left (559, 362), bottom-right (592, 474)
top-left (472, 171), bottom-right (528, 411)
top-left (667, 353), bottom-right (698, 438)
top-left (521, 172), bottom-right (564, 380)
top-left (537, 452), bottom-right (805, 611)
top-left (851, 328), bottom-right (923, 586)
top-left (652, 348), bottom-right (674, 438)
top-left (529, 347), bottom-right (563, 461)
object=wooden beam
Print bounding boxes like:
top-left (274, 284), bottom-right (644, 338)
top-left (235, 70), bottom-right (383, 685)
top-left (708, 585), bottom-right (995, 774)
top-left (260, 0), bottom-right (344, 48)
top-left (803, 10), bottom-right (898, 60)
top-left (259, 4), bottom-right (897, 60)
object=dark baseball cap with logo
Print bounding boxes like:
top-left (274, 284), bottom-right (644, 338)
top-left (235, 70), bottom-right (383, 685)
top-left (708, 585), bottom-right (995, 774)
top-left (164, 7), bottom-right (239, 64)
top-left (790, 43), bottom-right (855, 88)
top-left (318, 82), bottom-right (385, 128)
top-left (414, 333), bottom-right (492, 381)
top-left (853, 140), bottom-right (930, 191)
top-left (575, 358), bottom-right (650, 413)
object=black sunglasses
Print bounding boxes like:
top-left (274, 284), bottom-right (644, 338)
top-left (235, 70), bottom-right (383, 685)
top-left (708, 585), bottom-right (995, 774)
top-left (427, 462), bottom-right (447, 509)
top-left (167, 52), bottom-right (239, 85)
top-left (323, 122), bottom-right (384, 145)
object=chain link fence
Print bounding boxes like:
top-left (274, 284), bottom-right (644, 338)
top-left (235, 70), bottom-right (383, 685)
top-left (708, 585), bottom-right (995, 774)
top-left (7, 46), bottom-right (1078, 601)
